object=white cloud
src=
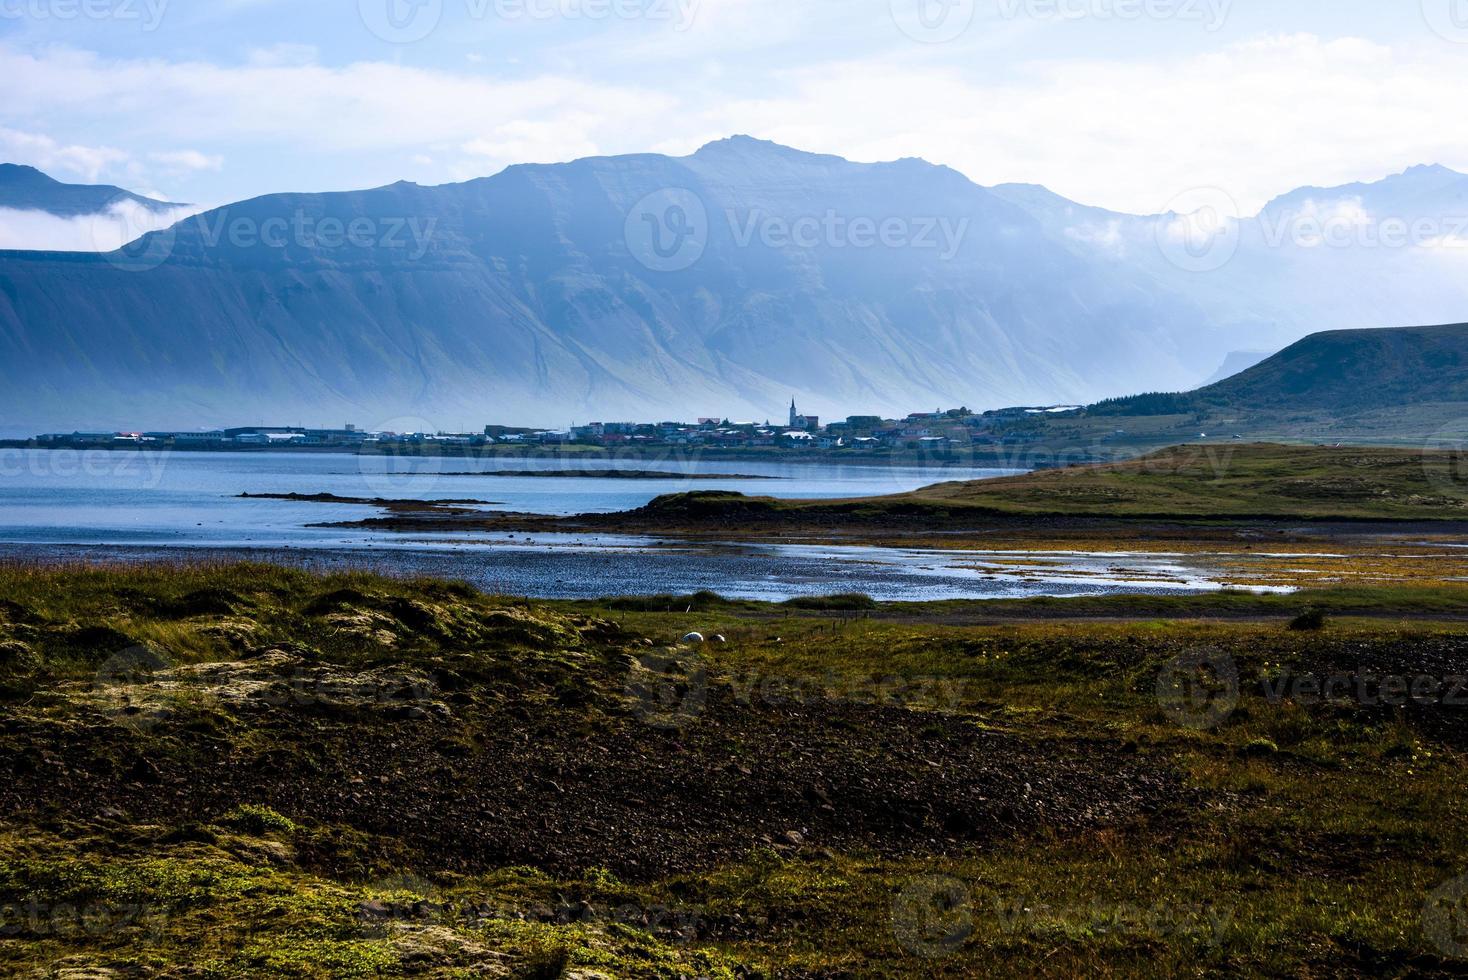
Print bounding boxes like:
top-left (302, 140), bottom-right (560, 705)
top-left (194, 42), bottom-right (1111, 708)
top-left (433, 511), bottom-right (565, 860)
top-left (1065, 220), bottom-right (1126, 256)
top-left (2, 33), bottom-right (1467, 213)
top-left (0, 200), bottom-right (201, 252)
top-left (0, 44), bottom-right (675, 181)
top-left (149, 150), bottom-right (224, 173)
top-left (246, 44), bottom-right (320, 67)
top-left (0, 126), bottom-right (128, 182)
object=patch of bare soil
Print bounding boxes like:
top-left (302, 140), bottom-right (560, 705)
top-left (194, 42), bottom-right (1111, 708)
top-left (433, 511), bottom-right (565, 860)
top-left (0, 655), bottom-right (1177, 881)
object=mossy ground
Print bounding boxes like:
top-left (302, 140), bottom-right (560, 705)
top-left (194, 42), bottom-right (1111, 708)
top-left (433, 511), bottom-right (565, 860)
top-left (4, 563), bottom-right (1468, 977)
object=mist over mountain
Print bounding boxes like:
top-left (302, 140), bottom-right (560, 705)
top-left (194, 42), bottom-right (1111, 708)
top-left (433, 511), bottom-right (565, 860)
top-left (1008, 163), bottom-right (1468, 356)
top-left (0, 165), bottom-right (193, 256)
top-left (0, 164), bottom-right (180, 218)
top-left (0, 140), bottom-right (1466, 433)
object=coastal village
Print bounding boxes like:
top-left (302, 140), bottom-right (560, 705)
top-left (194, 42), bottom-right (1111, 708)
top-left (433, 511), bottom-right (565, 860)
top-left (26, 400), bottom-right (1084, 452)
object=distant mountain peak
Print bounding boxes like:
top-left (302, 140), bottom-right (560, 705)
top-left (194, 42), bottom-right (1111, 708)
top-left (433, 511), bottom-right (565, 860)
top-left (691, 136), bottom-right (850, 165)
top-left (1402, 163), bottom-right (1460, 177)
top-left (694, 135), bottom-right (793, 154)
top-left (1259, 162), bottom-right (1468, 216)
top-left (0, 163), bottom-right (181, 217)
top-left (0, 163), bottom-right (59, 186)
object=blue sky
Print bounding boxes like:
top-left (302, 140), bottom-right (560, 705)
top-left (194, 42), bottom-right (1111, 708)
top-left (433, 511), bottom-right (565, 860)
top-left (3, 0), bottom-right (1467, 214)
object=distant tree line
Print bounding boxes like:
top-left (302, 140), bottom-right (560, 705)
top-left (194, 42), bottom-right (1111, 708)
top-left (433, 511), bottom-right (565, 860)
top-left (1086, 391), bottom-right (1201, 417)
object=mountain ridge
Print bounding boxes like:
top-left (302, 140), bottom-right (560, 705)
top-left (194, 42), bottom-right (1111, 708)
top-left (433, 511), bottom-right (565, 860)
top-left (3, 140), bottom-right (1468, 432)
top-left (0, 164), bottom-right (182, 218)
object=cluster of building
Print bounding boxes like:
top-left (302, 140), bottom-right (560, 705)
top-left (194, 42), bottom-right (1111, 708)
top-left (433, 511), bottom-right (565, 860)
top-left (561, 401), bottom-right (1079, 451)
top-left (31, 401), bottom-right (1083, 452)
top-left (30, 425), bottom-right (491, 449)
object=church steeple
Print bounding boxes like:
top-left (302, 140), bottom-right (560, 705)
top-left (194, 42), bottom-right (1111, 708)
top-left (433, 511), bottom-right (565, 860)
top-left (789, 398), bottom-right (798, 428)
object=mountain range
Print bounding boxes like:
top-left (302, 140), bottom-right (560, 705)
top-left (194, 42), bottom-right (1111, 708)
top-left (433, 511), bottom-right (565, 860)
top-left (0, 164), bottom-right (179, 218)
top-left (1, 138), bottom-right (1466, 433)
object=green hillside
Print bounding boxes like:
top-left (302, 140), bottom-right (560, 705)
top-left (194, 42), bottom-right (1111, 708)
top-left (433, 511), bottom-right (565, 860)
top-left (1200, 323), bottom-right (1468, 412)
top-left (632, 444), bottom-right (1468, 524)
top-left (910, 443), bottom-right (1468, 519)
top-left (1093, 322), bottom-right (1468, 417)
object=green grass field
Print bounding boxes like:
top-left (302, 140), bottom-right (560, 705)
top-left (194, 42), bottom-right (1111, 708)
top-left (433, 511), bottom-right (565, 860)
top-left (4, 562), bottom-right (1468, 976)
top-left (631, 443), bottom-right (1468, 525)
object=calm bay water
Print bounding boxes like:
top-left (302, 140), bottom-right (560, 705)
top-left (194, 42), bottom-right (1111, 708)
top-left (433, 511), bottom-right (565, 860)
top-left (0, 449), bottom-right (1278, 600)
top-left (0, 449), bottom-right (1015, 547)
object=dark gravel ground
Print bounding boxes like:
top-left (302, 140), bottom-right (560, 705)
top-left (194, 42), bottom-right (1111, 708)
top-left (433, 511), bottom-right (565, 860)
top-left (0, 670), bottom-right (1178, 882)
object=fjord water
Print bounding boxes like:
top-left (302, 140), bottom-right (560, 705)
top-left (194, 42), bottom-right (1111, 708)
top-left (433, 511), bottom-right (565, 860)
top-left (0, 449), bottom-right (1015, 543)
top-left (0, 449), bottom-right (1264, 601)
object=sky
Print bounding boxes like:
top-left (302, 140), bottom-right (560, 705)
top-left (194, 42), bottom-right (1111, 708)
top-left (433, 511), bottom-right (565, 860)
top-left (3, 0), bottom-right (1468, 216)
